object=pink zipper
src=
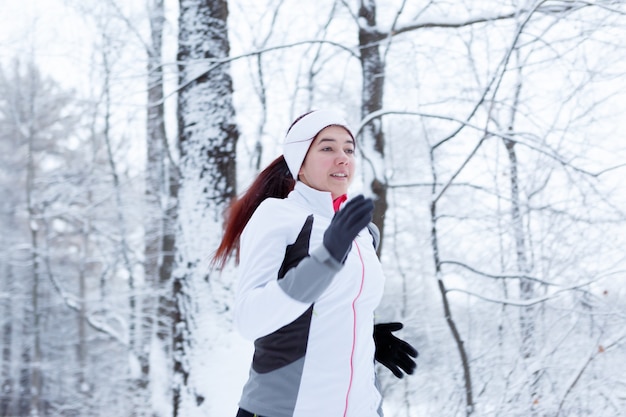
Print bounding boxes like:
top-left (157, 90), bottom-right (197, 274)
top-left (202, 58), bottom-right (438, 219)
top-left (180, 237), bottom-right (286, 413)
top-left (343, 241), bottom-right (365, 417)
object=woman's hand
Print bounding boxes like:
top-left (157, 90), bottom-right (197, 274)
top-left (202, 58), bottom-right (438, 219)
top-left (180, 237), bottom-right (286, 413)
top-left (323, 195), bottom-right (374, 262)
top-left (374, 322), bottom-right (418, 378)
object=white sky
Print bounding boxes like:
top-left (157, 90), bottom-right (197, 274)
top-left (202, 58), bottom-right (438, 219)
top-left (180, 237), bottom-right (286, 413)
top-left (1, 0), bottom-right (94, 90)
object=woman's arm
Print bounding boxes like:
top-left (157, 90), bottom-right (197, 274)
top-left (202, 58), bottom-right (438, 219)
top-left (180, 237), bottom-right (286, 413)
top-left (234, 201), bottom-right (340, 340)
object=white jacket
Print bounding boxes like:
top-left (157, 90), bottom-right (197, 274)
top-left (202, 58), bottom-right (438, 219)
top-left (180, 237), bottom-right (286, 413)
top-left (235, 182), bottom-right (385, 417)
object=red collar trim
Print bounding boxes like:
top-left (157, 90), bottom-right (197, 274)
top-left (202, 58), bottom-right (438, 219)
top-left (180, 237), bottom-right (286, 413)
top-left (333, 194), bottom-right (348, 212)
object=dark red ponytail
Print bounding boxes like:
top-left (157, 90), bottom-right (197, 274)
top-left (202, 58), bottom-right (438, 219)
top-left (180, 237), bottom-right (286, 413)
top-left (213, 112), bottom-right (314, 269)
top-left (212, 155), bottom-right (295, 269)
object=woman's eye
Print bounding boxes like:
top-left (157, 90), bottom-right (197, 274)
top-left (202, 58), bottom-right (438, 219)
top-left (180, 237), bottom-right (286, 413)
top-left (345, 148), bottom-right (355, 154)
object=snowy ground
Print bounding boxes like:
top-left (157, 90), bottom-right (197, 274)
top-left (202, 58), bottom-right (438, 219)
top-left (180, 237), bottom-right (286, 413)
top-left (205, 330), bottom-right (253, 415)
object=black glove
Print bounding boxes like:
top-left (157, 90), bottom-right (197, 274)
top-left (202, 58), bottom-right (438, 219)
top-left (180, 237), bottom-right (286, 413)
top-left (323, 195), bottom-right (374, 262)
top-left (374, 322), bottom-right (418, 378)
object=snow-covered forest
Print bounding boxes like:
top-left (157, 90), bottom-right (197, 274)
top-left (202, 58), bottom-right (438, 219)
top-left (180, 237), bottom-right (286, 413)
top-left (2, 0), bottom-right (626, 416)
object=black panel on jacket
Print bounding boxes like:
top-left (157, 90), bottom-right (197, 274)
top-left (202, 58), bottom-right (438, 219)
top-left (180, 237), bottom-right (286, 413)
top-left (277, 215), bottom-right (313, 279)
top-left (252, 215), bottom-right (315, 374)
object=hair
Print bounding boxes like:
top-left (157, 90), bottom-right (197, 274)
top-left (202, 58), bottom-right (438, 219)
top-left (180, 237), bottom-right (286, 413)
top-left (212, 155), bottom-right (295, 269)
top-left (212, 110), bottom-right (350, 269)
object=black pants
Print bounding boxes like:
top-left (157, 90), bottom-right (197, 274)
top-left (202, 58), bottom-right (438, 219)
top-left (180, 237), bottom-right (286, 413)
top-left (236, 408), bottom-right (266, 417)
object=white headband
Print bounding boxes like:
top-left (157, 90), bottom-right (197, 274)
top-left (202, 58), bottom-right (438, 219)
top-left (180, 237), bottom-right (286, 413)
top-left (283, 110), bottom-right (352, 178)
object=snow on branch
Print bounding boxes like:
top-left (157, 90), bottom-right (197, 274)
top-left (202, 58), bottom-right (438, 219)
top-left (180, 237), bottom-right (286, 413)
top-left (378, 1), bottom-right (598, 41)
top-left (446, 276), bottom-right (605, 307)
top-left (41, 244), bottom-right (128, 346)
top-left (440, 260), bottom-right (557, 286)
top-left (165, 39), bottom-right (359, 107)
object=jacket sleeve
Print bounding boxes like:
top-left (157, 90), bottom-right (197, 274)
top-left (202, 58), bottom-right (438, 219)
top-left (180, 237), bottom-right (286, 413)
top-left (235, 201), bottom-right (342, 341)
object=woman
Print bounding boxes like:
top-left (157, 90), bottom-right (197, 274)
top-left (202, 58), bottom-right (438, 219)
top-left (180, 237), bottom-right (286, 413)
top-left (213, 110), bottom-right (417, 417)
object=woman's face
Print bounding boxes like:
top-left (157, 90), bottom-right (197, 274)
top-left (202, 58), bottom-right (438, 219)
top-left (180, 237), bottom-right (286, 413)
top-left (298, 125), bottom-right (355, 199)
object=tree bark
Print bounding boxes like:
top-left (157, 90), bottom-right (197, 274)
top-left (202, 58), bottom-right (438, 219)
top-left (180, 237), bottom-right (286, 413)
top-left (135, 0), bottom-right (170, 414)
top-left (358, 0), bottom-right (388, 256)
top-left (22, 63), bottom-right (43, 417)
top-left (173, 0), bottom-right (239, 414)
top-left (1, 239), bottom-right (15, 416)
top-left (428, 176), bottom-right (474, 416)
top-left (503, 49), bottom-right (539, 413)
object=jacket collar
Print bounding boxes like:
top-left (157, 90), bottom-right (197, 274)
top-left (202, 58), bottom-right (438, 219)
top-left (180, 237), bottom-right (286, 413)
top-left (290, 181), bottom-right (336, 218)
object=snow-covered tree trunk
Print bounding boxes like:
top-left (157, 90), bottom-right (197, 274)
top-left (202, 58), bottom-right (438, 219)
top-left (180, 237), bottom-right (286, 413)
top-left (504, 136), bottom-right (539, 402)
top-left (503, 49), bottom-right (540, 415)
top-left (138, 0), bottom-right (170, 415)
top-left (76, 214), bottom-right (89, 397)
top-left (358, 0), bottom-right (388, 256)
top-left (23, 64), bottom-right (44, 417)
top-left (0, 254), bottom-right (12, 416)
top-left (157, 142), bottom-right (178, 409)
top-left (428, 150), bottom-right (475, 417)
top-left (99, 44), bottom-right (139, 417)
top-left (0, 102), bottom-right (16, 410)
top-left (506, 134), bottom-right (538, 413)
top-left (173, 0), bottom-right (239, 415)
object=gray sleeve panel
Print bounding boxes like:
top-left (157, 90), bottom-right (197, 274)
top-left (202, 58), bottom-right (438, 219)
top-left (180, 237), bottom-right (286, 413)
top-left (277, 244), bottom-right (342, 304)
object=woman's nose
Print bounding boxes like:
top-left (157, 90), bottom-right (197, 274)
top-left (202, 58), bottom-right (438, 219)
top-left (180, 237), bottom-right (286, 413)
top-left (336, 151), bottom-right (349, 164)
